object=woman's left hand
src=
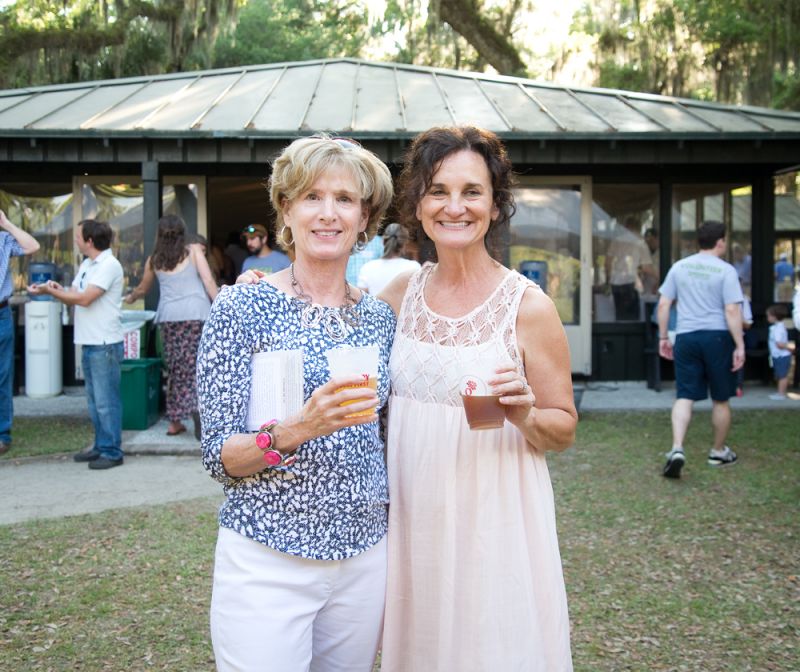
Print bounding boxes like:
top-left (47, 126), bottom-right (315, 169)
top-left (491, 365), bottom-right (535, 427)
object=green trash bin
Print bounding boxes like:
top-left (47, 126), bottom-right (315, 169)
top-left (121, 358), bottom-right (162, 430)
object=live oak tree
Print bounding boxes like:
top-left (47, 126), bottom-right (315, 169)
top-left (0, 0), bottom-right (242, 88)
top-left (212, 0), bottom-right (370, 67)
top-left (574, 0), bottom-right (800, 110)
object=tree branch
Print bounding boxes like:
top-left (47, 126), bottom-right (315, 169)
top-left (437, 0), bottom-right (527, 76)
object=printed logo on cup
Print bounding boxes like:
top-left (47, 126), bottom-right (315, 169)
top-left (459, 374), bottom-right (490, 396)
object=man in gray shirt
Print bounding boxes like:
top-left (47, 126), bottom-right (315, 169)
top-left (657, 220), bottom-right (744, 478)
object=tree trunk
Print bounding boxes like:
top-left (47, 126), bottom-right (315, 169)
top-left (437, 0), bottom-right (528, 76)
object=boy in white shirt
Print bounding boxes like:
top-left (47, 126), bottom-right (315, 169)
top-left (766, 304), bottom-right (794, 400)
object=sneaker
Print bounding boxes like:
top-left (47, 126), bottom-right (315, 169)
top-left (768, 393), bottom-right (787, 401)
top-left (88, 456), bottom-right (124, 470)
top-left (708, 446), bottom-right (737, 467)
top-left (663, 448), bottom-right (685, 478)
top-left (73, 449), bottom-right (100, 462)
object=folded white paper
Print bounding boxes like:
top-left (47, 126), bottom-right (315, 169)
top-left (245, 349), bottom-right (304, 431)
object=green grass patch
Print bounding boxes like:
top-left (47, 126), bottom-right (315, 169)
top-left (0, 499), bottom-right (220, 671)
top-left (0, 410), bottom-right (797, 670)
top-left (559, 410), bottom-right (799, 671)
top-left (4, 415), bottom-right (94, 460)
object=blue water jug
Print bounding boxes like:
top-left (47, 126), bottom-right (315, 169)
top-left (29, 262), bottom-right (57, 301)
top-left (519, 260), bottom-right (548, 294)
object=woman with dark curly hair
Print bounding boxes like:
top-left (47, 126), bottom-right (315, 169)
top-left (379, 126), bottom-right (577, 671)
top-left (125, 214), bottom-right (218, 437)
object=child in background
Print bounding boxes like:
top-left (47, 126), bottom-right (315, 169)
top-left (766, 304), bottom-right (794, 400)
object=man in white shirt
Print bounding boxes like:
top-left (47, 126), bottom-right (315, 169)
top-left (28, 219), bottom-right (124, 469)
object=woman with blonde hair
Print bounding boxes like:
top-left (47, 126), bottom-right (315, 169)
top-left (197, 134), bottom-right (395, 672)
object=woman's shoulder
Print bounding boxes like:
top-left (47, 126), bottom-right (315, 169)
top-left (360, 291), bottom-right (398, 323)
top-left (515, 274), bottom-right (556, 321)
top-left (213, 280), bottom-right (282, 312)
top-left (374, 265), bottom-right (424, 315)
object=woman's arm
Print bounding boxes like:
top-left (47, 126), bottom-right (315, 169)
top-left (220, 375), bottom-right (381, 477)
top-left (493, 288), bottom-right (578, 452)
top-left (377, 270), bottom-right (415, 315)
top-left (189, 243), bottom-right (219, 301)
top-left (197, 286), bottom-right (381, 481)
top-left (0, 209), bottom-right (40, 254)
top-left (124, 257), bottom-right (155, 303)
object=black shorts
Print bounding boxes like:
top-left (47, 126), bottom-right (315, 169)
top-left (674, 330), bottom-right (736, 402)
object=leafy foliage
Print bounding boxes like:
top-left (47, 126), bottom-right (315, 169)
top-left (0, 0), bottom-right (242, 88)
top-left (1, 0), bottom-right (798, 110)
top-left (212, 0), bottom-right (370, 67)
top-left (574, 0), bottom-right (800, 109)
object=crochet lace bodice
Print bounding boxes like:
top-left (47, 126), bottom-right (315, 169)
top-left (389, 263), bottom-right (538, 406)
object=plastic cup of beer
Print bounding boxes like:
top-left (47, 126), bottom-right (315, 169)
top-left (326, 345), bottom-right (379, 418)
top-left (459, 360), bottom-right (505, 431)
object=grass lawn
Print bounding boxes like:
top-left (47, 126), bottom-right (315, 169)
top-left (2, 416), bottom-right (94, 460)
top-left (0, 410), bottom-right (797, 671)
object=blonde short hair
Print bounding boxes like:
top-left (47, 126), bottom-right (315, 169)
top-left (269, 134), bottom-right (394, 253)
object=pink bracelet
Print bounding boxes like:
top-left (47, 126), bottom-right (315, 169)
top-left (256, 420), bottom-right (297, 468)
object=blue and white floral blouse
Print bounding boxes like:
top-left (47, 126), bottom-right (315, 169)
top-left (197, 281), bottom-right (395, 561)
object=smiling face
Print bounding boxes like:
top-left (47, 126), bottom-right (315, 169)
top-left (282, 168), bottom-right (368, 265)
top-left (415, 150), bottom-right (499, 253)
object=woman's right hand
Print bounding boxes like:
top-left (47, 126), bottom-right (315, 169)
top-left (220, 374), bottom-right (379, 478)
top-left (236, 269), bottom-right (265, 285)
top-left (285, 375), bottom-right (379, 443)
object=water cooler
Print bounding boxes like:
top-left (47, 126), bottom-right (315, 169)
top-left (25, 262), bottom-right (63, 398)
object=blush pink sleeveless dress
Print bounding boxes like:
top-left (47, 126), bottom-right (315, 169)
top-left (382, 263), bottom-right (573, 672)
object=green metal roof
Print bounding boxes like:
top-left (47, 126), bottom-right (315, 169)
top-left (1, 58), bottom-right (799, 140)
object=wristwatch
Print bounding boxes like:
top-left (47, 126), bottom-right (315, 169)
top-left (256, 420), bottom-right (296, 468)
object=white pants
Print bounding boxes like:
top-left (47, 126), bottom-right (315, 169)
top-left (210, 527), bottom-right (386, 672)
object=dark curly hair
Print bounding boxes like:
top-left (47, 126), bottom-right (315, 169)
top-left (395, 126), bottom-right (516, 259)
top-left (150, 214), bottom-right (188, 272)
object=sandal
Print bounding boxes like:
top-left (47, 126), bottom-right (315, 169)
top-left (167, 422), bottom-right (187, 436)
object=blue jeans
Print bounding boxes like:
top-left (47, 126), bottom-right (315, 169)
top-left (0, 305), bottom-right (14, 443)
top-left (82, 342), bottom-right (123, 460)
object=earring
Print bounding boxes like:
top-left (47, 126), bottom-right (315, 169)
top-left (354, 231), bottom-right (368, 252)
top-left (280, 225), bottom-right (294, 247)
